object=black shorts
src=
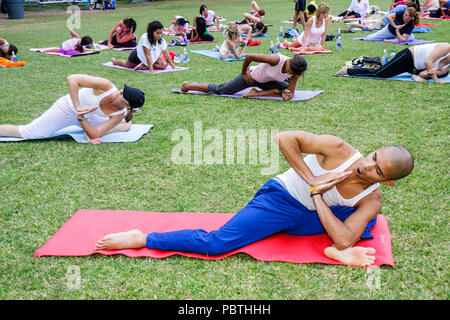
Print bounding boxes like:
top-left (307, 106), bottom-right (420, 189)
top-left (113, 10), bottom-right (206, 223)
top-left (127, 48), bottom-right (141, 64)
top-left (295, 0), bottom-right (306, 12)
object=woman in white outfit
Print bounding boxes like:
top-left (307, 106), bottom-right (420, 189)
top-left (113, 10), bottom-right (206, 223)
top-left (0, 74), bottom-right (145, 144)
top-left (283, 3), bottom-right (329, 52)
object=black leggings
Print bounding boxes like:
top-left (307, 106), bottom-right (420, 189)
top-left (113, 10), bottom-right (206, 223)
top-left (347, 48), bottom-right (414, 78)
top-left (100, 34), bottom-right (137, 48)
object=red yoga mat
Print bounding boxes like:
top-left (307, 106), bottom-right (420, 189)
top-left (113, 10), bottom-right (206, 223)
top-left (34, 210), bottom-right (394, 267)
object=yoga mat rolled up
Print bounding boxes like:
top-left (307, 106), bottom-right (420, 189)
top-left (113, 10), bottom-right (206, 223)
top-left (34, 209), bottom-right (395, 267)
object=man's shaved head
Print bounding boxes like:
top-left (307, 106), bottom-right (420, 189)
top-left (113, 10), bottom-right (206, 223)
top-left (383, 146), bottom-right (414, 181)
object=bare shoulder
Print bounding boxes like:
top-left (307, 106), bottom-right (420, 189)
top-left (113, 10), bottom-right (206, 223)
top-left (356, 188), bottom-right (382, 212)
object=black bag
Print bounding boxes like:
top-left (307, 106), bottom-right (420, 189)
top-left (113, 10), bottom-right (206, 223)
top-left (352, 56), bottom-right (382, 69)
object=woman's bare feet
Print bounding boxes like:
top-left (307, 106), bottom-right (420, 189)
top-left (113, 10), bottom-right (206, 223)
top-left (95, 229), bottom-right (146, 250)
top-left (324, 245), bottom-right (376, 267)
top-left (411, 74), bottom-right (427, 82)
top-left (241, 87), bottom-right (259, 98)
top-left (181, 81), bottom-right (190, 92)
top-left (336, 66), bottom-right (349, 75)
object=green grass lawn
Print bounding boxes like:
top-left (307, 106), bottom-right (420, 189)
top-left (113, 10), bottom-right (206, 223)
top-left (0, 0), bottom-right (448, 300)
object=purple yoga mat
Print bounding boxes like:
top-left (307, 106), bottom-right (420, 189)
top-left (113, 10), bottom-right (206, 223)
top-left (350, 37), bottom-right (435, 45)
top-left (102, 61), bottom-right (189, 73)
top-left (171, 87), bottom-right (324, 101)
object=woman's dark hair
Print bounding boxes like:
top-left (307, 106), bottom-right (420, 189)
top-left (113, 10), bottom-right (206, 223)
top-left (123, 18), bottom-right (137, 33)
top-left (147, 20), bottom-right (164, 45)
top-left (199, 4), bottom-right (207, 15)
top-left (176, 17), bottom-right (188, 26)
top-left (255, 21), bottom-right (268, 34)
top-left (307, 4), bottom-right (317, 13)
top-left (75, 36), bottom-right (93, 52)
top-left (289, 54), bottom-right (308, 76)
top-left (195, 16), bottom-right (207, 36)
top-left (408, 0), bottom-right (421, 11)
top-left (8, 44), bottom-right (18, 55)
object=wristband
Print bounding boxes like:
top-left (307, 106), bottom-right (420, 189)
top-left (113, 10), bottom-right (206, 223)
top-left (77, 115), bottom-right (85, 121)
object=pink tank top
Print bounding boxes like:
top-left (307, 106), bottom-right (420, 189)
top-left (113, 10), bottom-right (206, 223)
top-left (249, 54), bottom-right (290, 83)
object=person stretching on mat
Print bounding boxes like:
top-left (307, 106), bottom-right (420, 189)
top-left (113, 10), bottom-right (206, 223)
top-left (283, 3), bottom-right (329, 52)
top-left (100, 18), bottom-right (137, 49)
top-left (112, 21), bottom-right (176, 74)
top-left (338, 0), bottom-right (370, 20)
top-left (96, 131), bottom-right (414, 268)
top-left (42, 29), bottom-right (93, 56)
top-left (336, 42), bottom-right (450, 83)
top-left (180, 53), bottom-right (307, 100)
top-left (364, 7), bottom-right (420, 42)
top-left (217, 24), bottom-right (251, 59)
top-left (0, 74), bottom-right (145, 144)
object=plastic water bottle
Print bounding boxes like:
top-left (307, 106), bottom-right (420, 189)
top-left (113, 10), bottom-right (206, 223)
top-left (270, 40), bottom-right (275, 54)
top-left (182, 48), bottom-right (189, 63)
top-left (279, 26), bottom-right (283, 38)
top-left (336, 28), bottom-right (342, 51)
top-left (389, 49), bottom-right (395, 61)
top-left (11, 51), bottom-right (17, 62)
top-left (183, 33), bottom-right (188, 44)
top-left (275, 37), bottom-right (280, 52)
top-left (382, 49), bottom-right (388, 65)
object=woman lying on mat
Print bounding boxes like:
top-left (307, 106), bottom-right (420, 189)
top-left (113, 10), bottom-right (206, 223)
top-left (428, 0), bottom-right (450, 18)
top-left (283, 3), bottom-right (329, 52)
top-left (96, 130), bottom-right (414, 268)
top-left (0, 37), bottom-right (18, 60)
top-left (0, 74), bottom-right (145, 143)
top-left (364, 7), bottom-right (419, 42)
top-left (112, 21), bottom-right (176, 73)
top-left (169, 15), bottom-right (190, 35)
top-left (235, 0), bottom-right (266, 24)
top-left (42, 29), bottom-right (93, 55)
top-left (100, 18), bottom-right (137, 49)
top-left (217, 24), bottom-right (252, 59)
top-left (181, 53), bottom-right (307, 100)
top-left (336, 42), bottom-right (450, 83)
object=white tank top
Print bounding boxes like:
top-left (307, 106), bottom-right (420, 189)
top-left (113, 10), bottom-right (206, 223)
top-left (249, 54), bottom-right (290, 83)
top-left (413, 43), bottom-right (450, 71)
top-left (299, 16), bottom-right (326, 45)
top-left (65, 86), bottom-right (127, 118)
top-left (275, 151), bottom-right (380, 210)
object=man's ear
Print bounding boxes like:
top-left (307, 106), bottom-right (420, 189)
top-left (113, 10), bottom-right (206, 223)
top-left (382, 180), bottom-right (395, 186)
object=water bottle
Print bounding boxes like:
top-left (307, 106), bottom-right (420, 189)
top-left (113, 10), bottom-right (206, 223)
top-left (389, 49), bottom-right (395, 61)
top-left (182, 48), bottom-right (189, 63)
top-left (270, 40), bottom-right (275, 54)
top-left (382, 49), bottom-right (388, 65)
top-left (11, 51), bottom-right (17, 62)
top-left (183, 33), bottom-right (188, 44)
top-left (336, 29), bottom-right (342, 51)
top-left (275, 37), bottom-right (280, 52)
top-left (279, 26), bottom-right (283, 38)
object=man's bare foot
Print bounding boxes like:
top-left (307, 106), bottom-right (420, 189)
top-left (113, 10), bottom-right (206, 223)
top-left (411, 74), bottom-right (427, 82)
top-left (181, 81), bottom-right (190, 92)
top-left (241, 87), bottom-right (259, 98)
top-left (324, 245), bottom-right (376, 267)
top-left (95, 229), bottom-right (146, 250)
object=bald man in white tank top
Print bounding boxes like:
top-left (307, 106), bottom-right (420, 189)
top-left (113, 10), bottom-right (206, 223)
top-left (97, 130), bottom-right (414, 267)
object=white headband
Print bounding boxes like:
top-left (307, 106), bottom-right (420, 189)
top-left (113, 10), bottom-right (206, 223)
top-left (0, 40), bottom-right (9, 50)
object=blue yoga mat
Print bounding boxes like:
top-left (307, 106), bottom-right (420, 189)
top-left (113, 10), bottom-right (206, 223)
top-left (335, 72), bottom-right (450, 83)
top-left (191, 49), bottom-right (245, 61)
top-left (0, 124), bottom-right (153, 143)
